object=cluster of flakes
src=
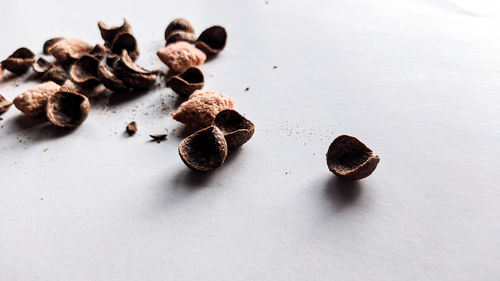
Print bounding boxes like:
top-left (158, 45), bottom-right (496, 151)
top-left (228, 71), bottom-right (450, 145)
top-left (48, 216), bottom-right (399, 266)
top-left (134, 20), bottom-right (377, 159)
top-left (151, 19), bottom-right (255, 172)
top-left (0, 18), bottom-right (159, 129)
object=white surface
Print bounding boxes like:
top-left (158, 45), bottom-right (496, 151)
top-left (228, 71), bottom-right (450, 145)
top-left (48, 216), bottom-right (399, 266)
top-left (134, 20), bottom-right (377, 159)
top-left (1, 0), bottom-right (500, 280)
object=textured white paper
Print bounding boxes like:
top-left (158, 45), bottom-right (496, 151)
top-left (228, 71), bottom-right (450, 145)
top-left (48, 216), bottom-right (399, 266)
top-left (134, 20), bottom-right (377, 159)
top-left (1, 0), bottom-right (499, 280)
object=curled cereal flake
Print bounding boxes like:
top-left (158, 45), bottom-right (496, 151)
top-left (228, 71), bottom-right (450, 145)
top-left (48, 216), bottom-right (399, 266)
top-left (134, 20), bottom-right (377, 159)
top-left (43, 37), bottom-right (64, 55)
top-left (172, 89), bottom-right (234, 130)
top-left (46, 91), bottom-right (90, 128)
top-left (33, 57), bottom-right (54, 74)
top-left (164, 18), bottom-right (195, 41)
top-left (69, 55), bottom-right (100, 88)
top-left (178, 126), bottom-right (228, 172)
top-left (89, 44), bottom-right (109, 59)
top-left (98, 19), bottom-right (133, 47)
top-left (43, 65), bottom-right (67, 85)
top-left (196, 26), bottom-right (227, 55)
top-left (33, 58), bottom-right (67, 85)
top-left (97, 61), bottom-right (128, 92)
top-left (168, 67), bottom-right (204, 97)
top-left (111, 32), bottom-right (139, 61)
top-left (213, 109), bottom-right (255, 148)
top-left (48, 38), bottom-right (93, 64)
top-left (166, 30), bottom-right (197, 45)
top-left (113, 50), bottom-right (158, 90)
top-left (13, 81), bottom-right (60, 116)
top-left (1, 47), bottom-right (36, 74)
top-left (326, 135), bottom-right (380, 180)
top-left (157, 41), bottom-right (206, 73)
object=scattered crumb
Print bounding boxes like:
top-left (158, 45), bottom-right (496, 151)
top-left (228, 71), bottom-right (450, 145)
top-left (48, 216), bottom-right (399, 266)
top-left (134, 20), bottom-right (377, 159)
top-left (43, 148), bottom-right (49, 152)
top-left (0, 117), bottom-right (3, 121)
top-left (126, 121), bottom-right (137, 136)
top-left (273, 65), bottom-right (278, 69)
top-left (245, 87), bottom-right (250, 92)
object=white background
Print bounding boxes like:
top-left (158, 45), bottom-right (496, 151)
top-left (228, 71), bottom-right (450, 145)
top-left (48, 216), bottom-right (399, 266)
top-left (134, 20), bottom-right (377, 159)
top-left (1, 0), bottom-right (499, 280)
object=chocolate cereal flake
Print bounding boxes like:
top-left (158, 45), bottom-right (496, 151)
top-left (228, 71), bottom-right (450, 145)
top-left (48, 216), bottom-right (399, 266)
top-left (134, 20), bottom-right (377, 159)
top-left (98, 19), bottom-right (133, 47)
top-left (178, 126), bottom-right (228, 172)
top-left (47, 38), bottom-right (93, 64)
top-left (168, 67), bottom-right (204, 97)
top-left (196, 26), bottom-right (227, 56)
top-left (97, 61), bottom-right (128, 92)
top-left (326, 135), bottom-right (380, 180)
top-left (43, 37), bottom-right (64, 55)
top-left (46, 91), bottom-right (90, 128)
top-left (172, 89), bottom-right (235, 130)
top-left (113, 50), bottom-right (158, 90)
top-left (1, 47), bottom-right (36, 74)
top-left (164, 18), bottom-right (195, 41)
top-left (13, 81), bottom-right (60, 116)
top-left (69, 55), bottom-right (100, 88)
top-left (157, 41), bottom-right (206, 73)
top-left (213, 109), bottom-right (255, 148)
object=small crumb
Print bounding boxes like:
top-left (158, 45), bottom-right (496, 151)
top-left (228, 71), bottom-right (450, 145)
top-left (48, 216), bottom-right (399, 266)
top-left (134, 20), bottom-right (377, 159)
top-left (0, 117), bottom-right (3, 121)
top-left (265, 1), bottom-right (269, 4)
top-left (43, 148), bottom-right (49, 152)
top-left (41, 198), bottom-right (43, 200)
top-left (245, 87), bottom-right (250, 92)
top-left (273, 65), bottom-right (278, 69)
top-left (126, 121), bottom-right (137, 136)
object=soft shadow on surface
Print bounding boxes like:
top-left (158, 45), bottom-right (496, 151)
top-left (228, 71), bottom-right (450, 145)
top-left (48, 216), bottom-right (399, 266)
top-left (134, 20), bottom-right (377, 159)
top-left (0, 72), bottom-right (23, 83)
top-left (108, 89), bottom-right (150, 106)
top-left (7, 114), bottom-right (76, 140)
top-left (323, 176), bottom-right (362, 211)
top-left (32, 123), bottom-right (76, 140)
top-left (167, 147), bottom-right (243, 192)
top-left (12, 114), bottom-right (47, 130)
top-left (172, 125), bottom-right (195, 140)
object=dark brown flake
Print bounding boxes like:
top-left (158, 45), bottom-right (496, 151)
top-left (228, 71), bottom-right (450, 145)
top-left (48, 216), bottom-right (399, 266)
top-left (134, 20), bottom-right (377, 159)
top-left (43, 37), bottom-right (64, 55)
top-left (326, 135), bottom-right (380, 180)
top-left (113, 50), bottom-right (158, 90)
top-left (196, 26), bottom-right (227, 56)
top-left (1, 47), bottom-right (36, 74)
top-left (69, 55), bottom-right (100, 88)
top-left (97, 61), bottom-right (128, 92)
top-left (168, 67), bottom-right (204, 96)
top-left (164, 18), bottom-right (195, 41)
top-left (178, 126), bottom-right (228, 172)
top-left (46, 91), bottom-right (90, 128)
top-left (213, 109), bottom-right (255, 148)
